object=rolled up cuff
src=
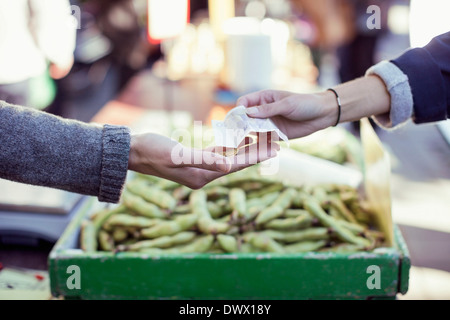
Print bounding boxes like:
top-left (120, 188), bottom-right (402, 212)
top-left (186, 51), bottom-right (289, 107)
top-left (365, 61), bottom-right (414, 129)
top-left (99, 124), bottom-right (131, 203)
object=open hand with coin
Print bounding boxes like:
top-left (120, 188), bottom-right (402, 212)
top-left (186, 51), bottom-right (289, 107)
top-left (128, 133), bottom-right (280, 190)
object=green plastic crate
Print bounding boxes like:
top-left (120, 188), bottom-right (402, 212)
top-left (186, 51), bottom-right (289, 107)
top-left (48, 197), bottom-right (410, 300)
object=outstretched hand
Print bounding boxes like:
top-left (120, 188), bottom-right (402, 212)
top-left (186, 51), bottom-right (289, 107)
top-left (128, 133), bottom-right (279, 189)
top-left (237, 76), bottom-right (392, 139)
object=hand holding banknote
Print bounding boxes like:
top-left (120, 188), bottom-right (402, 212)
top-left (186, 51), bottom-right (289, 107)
top-left (237, 89), bottom-right (339, 139)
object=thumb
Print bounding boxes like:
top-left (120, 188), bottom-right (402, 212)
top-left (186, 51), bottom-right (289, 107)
top-left (244, 100), bottom-right (289, 119)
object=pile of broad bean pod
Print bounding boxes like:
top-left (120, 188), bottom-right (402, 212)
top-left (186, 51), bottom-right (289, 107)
top-left (80, 168), bottom-right (385, 254)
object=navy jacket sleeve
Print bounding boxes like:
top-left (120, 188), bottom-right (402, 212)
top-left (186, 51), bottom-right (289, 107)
top-left (391, 31), bottom-right (450, 124)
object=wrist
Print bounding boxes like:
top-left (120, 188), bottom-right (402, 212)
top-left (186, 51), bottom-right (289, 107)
top-left (328, 76), bottom-right (391, 124)
top-left (319, 90), bottom-right (343, 128)
top-left (128, 135), bottom-right (141, 172)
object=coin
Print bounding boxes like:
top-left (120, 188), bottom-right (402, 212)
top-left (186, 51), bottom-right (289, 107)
top-left (216, 148), bottom-right (238, 157)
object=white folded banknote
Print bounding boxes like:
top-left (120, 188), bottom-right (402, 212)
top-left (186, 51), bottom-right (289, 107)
top-left (212, 105), bottom-right (289, 149)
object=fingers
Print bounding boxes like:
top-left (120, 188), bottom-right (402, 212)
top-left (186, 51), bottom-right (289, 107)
top-left (236, 90), bottom-right (278, 107)
top-left (210, 146), bottom-right (238, 158)
top-left (175, 141), bottom-right (281, 189)
top-left (196, 142), bottom-right (280, 187)
top-left (244, 99), bottom-right (294, 119)
top-left (174, 137), bottom-right (279, 175)
top-left (236, 92), bottom-right (263, 107)
top-left (175, 147), bottom-right (232, 173)
top-left (208, 136), bottom-right (254, 158)
top-left (229, 140), bottom-right (280, 171)
top-left (204, 137), bottom-right (251, 154)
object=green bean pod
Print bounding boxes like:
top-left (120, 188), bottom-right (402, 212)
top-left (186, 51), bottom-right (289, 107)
top-left (208, 240), bottom-right (224, 252)
top-left (261, 228), bottom-right (330, 243)
top-left (255, 188), bottom-right (297, 225)
top-left (364, 229), bottom-right (385, 240)
top-left (120, 238), bottom-right (139, 246)
top-left (104, 214), bottom-right (161, 229)
top-left (283, 209), bottom-right (309, 218)
top-left (156, 179), bottom-right (180, 190)
top-left (134, 175), bottom-right (179, 190)
top-left (327, 207), bottom-right (344, 220)
top-left (98, 230), bottom-right (115, 251)
top-left (350, 202), bottom-right (373, 224)
top-left (132, 174), bottom-right (160, 184)
top-left (190, 190), bottom-right (230, 234)
top-left (140, 213), bottom-right (198, 238)
top-left (92, 204), bottom-right (127, 230)
top-left (140, 235), bottom-right (214, 254)
top-left (246, 192), bottom-right (280, 217)
top-left (311, 186), bottom-right (328, 204)
top-left (291, 191), bottom-right (310, 208)
top-left (225, 226), bottom-right (240, 235)
top-left (123, 231), bottom-right (197, 251)
top-left (127, 180), bottom-right (177, 210)
top-left (198, 217), bottom-right (230, 235)
top-left (284, 240), bottom-right (328, 253)
top-left (264, 214), bottom-right (314, 230)
top-left (337, 219), bottom-right (367, 235)
top-left (217, 169), bottom-right (274, 188)
top-left (172, 204), bottom-right (191, 215)
top-left (81, 220), bottom-right (97, 252)
top-left (247, 183), bottom-right (284, 199)
top-left (363, 229), bottom-right (385, 249)
top-left (206, 240), bottom-right (226, 253)
top-left (205, 186), bottom-right (230, 200)
top-left (339, 190), bottom-right (359, 203)
top-left (207, 201), bottom-right (231, 219)
top-left (238, 242), bottom-right (259, 253)
top-left (217, 234), bottom-right (238, 253)
top-left (207, 249), bottom-right (226, 254)
top-left (230, 188), bottom-right (247, 221)
top-left (239, 181), bottom-right (265, 192)
top-left (122, 190), bottom-right (167, 219)
top-left (112, 228), bottom-right (128, 242)
top-left (170, 235), bottom-right (215, 253)
top-left (327, 198), bottom-right (358, 223)
top-left (304, 198), bottom-right (371, 247)
top-left (90, 208), bottom-right (109, 222)
top-left (321, 243), bottom-right (366, 253)
top-left (172, 186), bottom-right (192, 201)
top-left (245, 233), bottom-right (284, 253)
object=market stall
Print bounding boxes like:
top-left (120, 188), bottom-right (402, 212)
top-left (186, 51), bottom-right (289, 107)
top-left (8, 0), bottom-right (450, 301)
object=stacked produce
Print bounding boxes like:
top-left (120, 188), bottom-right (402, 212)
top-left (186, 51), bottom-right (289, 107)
top-left (80, 167), bottom-right (385, 254)
top-left (286, 126), bottom-right (364, 168)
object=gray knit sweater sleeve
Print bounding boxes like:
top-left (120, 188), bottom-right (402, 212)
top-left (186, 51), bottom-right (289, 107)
top-left (0, 101), bottom-right (130, 203)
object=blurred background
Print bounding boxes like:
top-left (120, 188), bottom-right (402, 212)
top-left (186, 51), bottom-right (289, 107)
top-left (0, 0), bottom-right (449, 299)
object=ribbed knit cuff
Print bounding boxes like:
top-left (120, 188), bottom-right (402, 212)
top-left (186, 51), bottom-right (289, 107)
top-left (365, 61), bottom-right (414, 129)
top-left (99, 124), bottom-right (131, 203)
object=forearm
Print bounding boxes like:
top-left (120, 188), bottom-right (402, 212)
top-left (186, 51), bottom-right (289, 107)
top-left (323, 75), bottom-right (391, 125)
top-left (0, 101), bottom-right (130, 203)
